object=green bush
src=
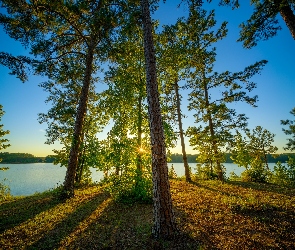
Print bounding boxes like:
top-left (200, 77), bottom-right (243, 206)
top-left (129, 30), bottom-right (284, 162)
top-left (195, 164), bottom-right (218, 180)
top-left (270, 160), bottom-right (295, 187)
top-left (228, 171), bottom-right (240, 181)
top-left (168, 165), bottom-right (177, 179)
top-left (104, 170), bottom-right (152, 204)
top-left (0, 178), bottom-right (11, 202)
top-left (241, 166), bottom-right (269, 183)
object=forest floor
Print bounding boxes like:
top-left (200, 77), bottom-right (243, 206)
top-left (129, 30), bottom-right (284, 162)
top-left (0, 179), bottom-right (294, 249)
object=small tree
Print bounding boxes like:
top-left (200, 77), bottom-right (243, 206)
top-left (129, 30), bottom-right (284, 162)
top-left (281, 107), bottom-right (295, 151)
top-left (230, 131), bottom-right (252, 169)
top-left (184, 7), bottom-right (266, 181)
top-left (246, 126), bottom-right (278, 170)
top-left (0, 105), bottom-right (10, 162)
top-left (231, 126), bottom-right (278, 182)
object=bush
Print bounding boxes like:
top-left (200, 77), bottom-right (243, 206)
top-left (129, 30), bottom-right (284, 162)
top-left (241, 166), bottom-right (269, 183)
top-left (195, 164), bottom-right (218, 180)
top-left (168, 165), bottom-right (177, 179)
top-left (0, 178), bottom-right (11, 202)
top-left (104, 170), bottom-right (152, 204)
top-left (270, 160), bottom-right (295, 187)
top-left (228, 171), bottom-right (240, 181)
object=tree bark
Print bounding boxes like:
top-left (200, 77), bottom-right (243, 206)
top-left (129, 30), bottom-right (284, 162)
top-left (174, 79), bottom-right (191, 182)
top-left (278, 0), bottom-right (295, 40)
top-left (140, 0), bottom-right (177, 239)
top-left (136, 87), bottom-right (143, 173)
top-left (63, 44), bottom-right (94, 198)
top-left (203, 75), bottom-right (223, 181)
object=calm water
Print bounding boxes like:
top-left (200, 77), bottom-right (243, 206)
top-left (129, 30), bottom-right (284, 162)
top-left (0, 163), bottom-right (104, 196)
top-left (168, 162), bottom-right (276, 178)
top-left (0, 162), bottom-right (276, 196)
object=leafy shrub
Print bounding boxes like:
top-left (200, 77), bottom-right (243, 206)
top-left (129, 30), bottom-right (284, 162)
top-left (0, 178), bottom-right (11, 201)
top-left (168, 165), bottom-right (177, 179)
top-left (241, 166), bottom-right (269, 183)
top-left (228, 171), bottom-right (240, 181)
top-left (104, 169), bottom-right (152, 204)
top-left (195, 164), bottom-right (218, 180)
top-left (270, 159), bottom-right (295, 187)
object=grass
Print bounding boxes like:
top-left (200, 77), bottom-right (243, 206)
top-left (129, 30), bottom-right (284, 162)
top-left (0, 180), bottom-right (294, 249)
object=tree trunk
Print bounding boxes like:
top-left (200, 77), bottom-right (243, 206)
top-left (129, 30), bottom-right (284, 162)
top-left (136, 87), bottom-right (143, 173)
top-left (174, 79), bottom-right (191, 182)
top-left (63, 44), bottom-right (94, 198)
top-left (262, 146), bottom-right (269, 170)
top-left (278, 0), bottom-right (295, 40)
top-left (203, 75), bottom-right (223, 181)
top-left (140, 0), bottom-right (177, 239)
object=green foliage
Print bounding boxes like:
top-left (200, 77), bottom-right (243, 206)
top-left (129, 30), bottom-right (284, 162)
top-left (104, 169), bottom-right (152, 204)
top-left (218, 0), bottom-right (295, 47)
top-left (44, 155), bottom-right (56, 163)
top-left (230, 131), bottom-right (252, 169)
top-left (241, 166), bottom-right (270, 183)
top-left (194, 164), bottom-right (218, 180)
top-left (0, 178), bottom-right (11, 202)
top-left (269, 158), bottom-right (295, 187)
top-left (0, 152), bottom-right (43, 163)
top-left (168, 165), bottom-right (178, 179)
top-left (228, 171), bottom-right (240, 181)
top-left (182, 8), bottom-right (266, 180)
top-left (0, 105), bottom-right (10, 162)
top-left (281, 107), bottom-right (295, 151)
top-left (231, 126), bottom-right (278, 183)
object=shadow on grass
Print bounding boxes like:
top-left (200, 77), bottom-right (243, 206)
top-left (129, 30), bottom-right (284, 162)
top-left (0, 191), bottom-right (61, 233)
top-left (232, 203), bottom-right (295, 249)
top-left (1, 186), bottom-right (200, 249)
top-left (61, 201), bottom-right (199, 250)
top-left (189, 180), bottom-right (242, 198)
top-left (190, 179), bottom-right (295, 197)
top-left (170, 179), bottom-right (295, 249)
top-left (29, 191), bottom-right (110, 249)
top-left (228, 180), bottom-right (295, 196)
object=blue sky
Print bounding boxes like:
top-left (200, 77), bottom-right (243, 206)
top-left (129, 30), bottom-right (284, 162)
top-left (0, 1), bottom-right (294, 156)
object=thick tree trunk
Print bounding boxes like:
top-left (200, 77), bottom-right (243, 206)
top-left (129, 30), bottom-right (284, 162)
top-left (278, 0), bottom-right (295, 40)
top-left (174, 79), bottom-right (191, 182)
top-left (140, 0), bottom-right (177, 239)
top-left (63, 44), bottom-right (94, 198)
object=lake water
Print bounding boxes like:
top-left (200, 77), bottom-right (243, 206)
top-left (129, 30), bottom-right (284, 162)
top-left (0, 163), bottom-right (104, 196)
top-left (0, 162), bottom-right (277, 196)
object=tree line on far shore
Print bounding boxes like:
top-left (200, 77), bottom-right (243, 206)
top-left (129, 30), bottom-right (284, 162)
top-left (169, 153), bottom-right (295, 163)
top-left (0, 152), bottom-right (55, 164)
top-left (1, 152), bottom-right (294, 164)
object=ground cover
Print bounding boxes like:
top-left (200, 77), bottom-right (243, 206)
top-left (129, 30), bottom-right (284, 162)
top-left (0, 180), bottom-right (294, 249)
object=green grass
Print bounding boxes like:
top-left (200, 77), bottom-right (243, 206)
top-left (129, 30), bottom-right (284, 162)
top-left (0, 180), bottom-right (294, 249)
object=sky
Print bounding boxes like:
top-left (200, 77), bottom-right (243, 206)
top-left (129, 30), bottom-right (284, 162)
top-left (0, 1), bottom-right (294, 157)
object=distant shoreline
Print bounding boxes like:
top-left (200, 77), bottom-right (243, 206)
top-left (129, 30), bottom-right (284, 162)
top-left (1, 152), bottom-right (294, 164)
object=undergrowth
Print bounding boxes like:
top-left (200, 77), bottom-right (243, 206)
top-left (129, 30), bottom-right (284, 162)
top-left (0, 179), bottom-right (294, 249)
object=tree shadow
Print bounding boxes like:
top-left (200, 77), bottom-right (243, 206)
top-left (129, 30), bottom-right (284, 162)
top-left (0, 191), bottom-right (61, 233)
top-left (232, 203), bottom-right (295, 249)
top-left (1, 186), bottom-right (200, 249)
top-left (190, 179), bottom-right (295, 197)
top-left (228, 180), bottom-right (295, 196)
top-left (189, 180), bottom-right (242, 198)
top-left (50, 200), bottom-right (199, 250)
top-left (170, 179), bottom-right (295, 249)
top-left (29, 191), bottom-right (110, 249)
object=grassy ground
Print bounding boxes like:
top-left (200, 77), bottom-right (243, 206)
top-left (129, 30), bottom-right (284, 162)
top-left (0, 179), bottom-right (294, 249)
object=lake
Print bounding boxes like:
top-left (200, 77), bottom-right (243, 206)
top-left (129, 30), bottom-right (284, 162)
top-left (0, 162), bottom-right (277, 196)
